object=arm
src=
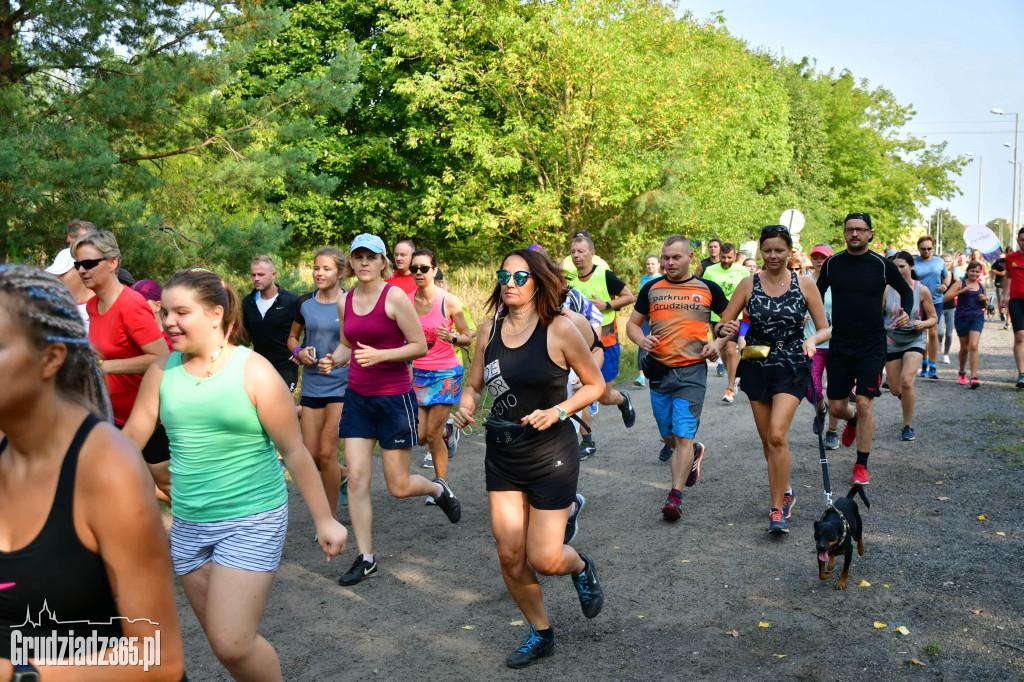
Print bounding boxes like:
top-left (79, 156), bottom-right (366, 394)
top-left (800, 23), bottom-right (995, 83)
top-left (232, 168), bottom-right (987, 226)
top-left (885, 259), bottom-right (914, 327)
top-left (607, 284), bottom-right (635, 311)
top-left (626, 309), bottom-right (656, 350)
top-left (101, 338), bottom-right (169, 375)
top-left (322, 295), bottom-right (353, 373)
top-left (941, 279), bottom-right (963, 303)
top-left (917, 290), bottom-right (938, 330)
top-left (287, 319), bottom-right (317, 366)
top-left (437, 293), bottom-right (473, 347)
top-left (816, 257), bottom-right (831, 298)
top-left (353, 286), bottom-right (427, 367)
top-left (122, 356), bottom-right (167, 452)
top-left (710, 278), bottom-right (752, 354)
top-left (799, 277), bottom-right (831, 355)
top-left (246, 353), bottom-right (347, 558)
top-left (451, 319), bottom-right (491, 429)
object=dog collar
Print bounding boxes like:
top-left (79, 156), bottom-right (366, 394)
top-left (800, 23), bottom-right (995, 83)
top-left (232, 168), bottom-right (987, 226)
top-left (821, 504), bottom-right (851, 548)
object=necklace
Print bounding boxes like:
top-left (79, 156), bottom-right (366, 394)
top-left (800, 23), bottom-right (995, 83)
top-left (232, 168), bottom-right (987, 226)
top-left (503, 313), bottom-right (534, 337)
top-left (762, 272), bottom-right (790, 288)
top-left (195, 322), bottom-right (234, 386)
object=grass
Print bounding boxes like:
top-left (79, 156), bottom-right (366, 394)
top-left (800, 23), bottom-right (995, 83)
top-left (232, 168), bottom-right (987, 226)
top-left (921, 640), bottom-right (943, 657)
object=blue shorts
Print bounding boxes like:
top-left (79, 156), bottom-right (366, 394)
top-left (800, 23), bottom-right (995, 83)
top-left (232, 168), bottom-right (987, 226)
top-left (649, 363), bottom-right (707, 440)
top-left (601, 342), bottom-right (621, 383)
top-left (170, 503), bottom-right (289, 576)
top-left (338, 389), bottom-right (419, 450)
top-left (954, 316), bottom-right (984, 336)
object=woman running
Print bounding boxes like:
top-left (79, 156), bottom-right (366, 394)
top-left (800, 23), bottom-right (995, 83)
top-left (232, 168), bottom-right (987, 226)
top-left (883, 251), bottom-right (937, 441)
top-left (452, 248), bottom-right (606, 668)
top-left (409, 248), bottom-right (471, 491)
top-left (288, 247), bottom-right (349, 514)
top-left (939, 253), bottom-right (958, 365)
top-left (0, 266), bottom-right (185, 680)
top-left (943, 260), bottom-right (988, 388)
top-left (321, 234), bottom-right (460, 588)
top-left (805, 244), bottom-right (841, 444)
top-left (714, 226), bottom-right (830, 534)
top-left (124, 268), bottom-right (347, 680)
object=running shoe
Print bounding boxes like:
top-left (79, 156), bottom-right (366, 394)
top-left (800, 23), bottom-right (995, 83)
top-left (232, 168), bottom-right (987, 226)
top-left (423, 452), bottom-right (434, 468)
top-left (1006, 322), bottom-right (1012, 331)
top-left (425, 496), bottom-right (436, 506)
top-left (813, 405), bottom-right (827, 435)
top-left (685, 443), bottom-right (705, 487)
top-left (958, 372), bottom-right (968, 386)
top-left (658, 442), bottom-right (673, 462)
top-left (781, 491), bottom-right (795, 519)
top-left (921, 358), bottom-right (929, 376)
top-left (919, 367), bottom-right (928, 378)
top-left (970, 377), bottom-right (980, 389)
top-left (881, 376), bottom-right (888, 390)
top-left (851, 464), bottom-right (870, 486)
top-left (572, 554), bottom-right (604, 619)
top-left (505, 626), bottom-right (555, 669)
top-left (927, 365), bottom-right (938, 379)
top-left (339, 554), bottom-right (377, 586)
top-left (564, 493), bottom-right (586, 545)
top-left (443, 419), bottom-right (460, 459)
top-left (768, 509), bottom-right (789, 534)
top-left (900, 425), bottom-right (915, 442)
top-left (823, 430), bottom-right (840, 450)
top-left (1017, 373), bottom-right (1024, 389)
top-left (579, 440), bottom-right (597, 461)
top-left (716, 362), bottom-right (725, 377)
top-left (942, 354), bottom-right (951, 364)
top-left (432, 478), bottom-right (462, 523)
top-left (722, 389), bottom-right (734, 404)
top-left (841, 416), bottom-right (858, 448)
top-left (339, 478), bottom-right (348, 506)
top-left (590, 401), bottom-right (599, 416)
top-left (633, 375), bottom-right (647, 388)
top-left (662, 489), bottom-right (683, 521)
top-left (618, 390), bottom-right (636, 428)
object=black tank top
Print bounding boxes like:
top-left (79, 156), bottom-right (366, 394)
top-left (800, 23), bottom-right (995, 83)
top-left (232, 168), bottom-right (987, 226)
top-left (483, 318), bottom-right (574, 452)
top-left (0, 415), bottom-right (123, 658)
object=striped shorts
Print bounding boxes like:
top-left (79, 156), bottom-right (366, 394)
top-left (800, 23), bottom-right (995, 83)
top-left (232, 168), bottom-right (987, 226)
top-left (170, 503), bottom-right (289, 576)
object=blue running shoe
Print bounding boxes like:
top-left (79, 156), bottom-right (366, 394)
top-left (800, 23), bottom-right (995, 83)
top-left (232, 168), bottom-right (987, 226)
top-left (769, 509), bottom-right (788, 534)
top-left (506, 626), bottom-right (555, 669)
top-left (564, 494), bottom-right (585, 545)
top-left (658, 443), bottom-right (673, 462)
top-left (901, 425), bottom-right (915, 441)
top-left (339, 478), bottom-right (348, 506)
top-left (716, 362), bottom-right (725, 377)
top-left (590, 401), bottom-right (599, 416)
top-left (927, 365), bottom-right (938, 379)
top-left (572, 554), bottom-right (604, 618)
top-left (618, 390), bottom-right (636, 428)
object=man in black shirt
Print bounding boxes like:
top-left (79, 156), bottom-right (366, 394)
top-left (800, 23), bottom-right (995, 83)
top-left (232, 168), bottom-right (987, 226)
top-left (991, 253), bottom-right (1007, 328)
top-left (817, 212), bottom-right (913, 486)
top-left (242, 255), bottom-right (300, 390)
top-left (693, 238), bottom-right (721, 277)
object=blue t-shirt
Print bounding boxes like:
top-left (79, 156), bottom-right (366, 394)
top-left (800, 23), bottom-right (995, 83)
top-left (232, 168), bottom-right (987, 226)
top-left (295, 292), bottom-right (349, 398)
top-left (913, 256), bottom-right (948, 306)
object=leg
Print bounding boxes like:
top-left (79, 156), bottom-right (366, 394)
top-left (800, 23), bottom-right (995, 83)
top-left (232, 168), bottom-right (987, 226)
top-left (925, 324), bottom-right (939, 367)
top-left (344, 438), bottom-right (376, 556)
top-left (380, 447), bottom-right (440, 499)
top-left (836, 548), bottom-right (853, 590)
top-left (722, 340), bottom-right (739, 391)
top-left (957, 334), bottom-right (969, 372)
top-left (854, 395), bottom-right (875, 453)
top-left (669, 434), bottom-right (695, 492)
top-left (1015, 329), bottom-right (1024, 373)
top-left (420, 404), bottom-right (451, 481)
top-left (828, 398), bottom-right (855, 422)
top-left (968, 330), bottom-right (981, 377)
top-left (147, 461), bottom-right (172, 500)
top-left (300, 406), bottom-right (339, 515)
top-left (899, 352), bottom-right (922, 427)
top-left (180, 564), bottom-right (282, 681)
top-left (942, 309), bottom-right (955, 355)
top-left (884, 358), bottom-right (903, 398)
top-left (489, 491), bottom-right (549, 629)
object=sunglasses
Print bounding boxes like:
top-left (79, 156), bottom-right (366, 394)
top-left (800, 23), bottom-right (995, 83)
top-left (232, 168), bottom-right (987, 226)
top-left (496, 270), bottom-right (532, 286)
top-left (920, 247), bottom-right (933, 251)
top-left (762, 225), bottom-right (790, 234)
top-left (74, 258), bottom-right (108, 270)
top-left (409, 265), bottom-right (433, 274)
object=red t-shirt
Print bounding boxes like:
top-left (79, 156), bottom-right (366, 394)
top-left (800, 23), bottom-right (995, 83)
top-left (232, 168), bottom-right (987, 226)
top-left (388, 272), bottom-right (418, 295)
top-left (1006, 250), bottom-right (1024, 300)
top-left (87, 287), bottom-right (164, 425)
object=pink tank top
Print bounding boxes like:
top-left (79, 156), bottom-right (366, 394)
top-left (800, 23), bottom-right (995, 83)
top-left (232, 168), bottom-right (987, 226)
top-left (411, 291), bottom-right (460, 371)
top-left (344, 283), bottom-right (412, 396)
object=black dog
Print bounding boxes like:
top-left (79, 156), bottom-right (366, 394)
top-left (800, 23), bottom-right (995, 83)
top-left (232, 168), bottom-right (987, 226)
top-left (813, 486), bottom-right (869, 590)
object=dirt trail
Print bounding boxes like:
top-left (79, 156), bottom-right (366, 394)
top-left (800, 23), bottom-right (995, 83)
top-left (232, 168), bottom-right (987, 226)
top-left (179, 320), bottom-right (1024, 680)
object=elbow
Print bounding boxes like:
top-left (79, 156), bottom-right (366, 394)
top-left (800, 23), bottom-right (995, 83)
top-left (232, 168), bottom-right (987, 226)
top-left (412, 341), bottom-right (428, 359)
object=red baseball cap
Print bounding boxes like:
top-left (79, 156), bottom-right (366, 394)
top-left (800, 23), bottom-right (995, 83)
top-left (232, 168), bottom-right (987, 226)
top-left (809, 244), bottom-right (834, 258)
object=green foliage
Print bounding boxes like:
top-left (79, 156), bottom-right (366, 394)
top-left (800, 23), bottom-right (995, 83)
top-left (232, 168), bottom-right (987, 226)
top-left (925, 207), bottom-right (965, 255)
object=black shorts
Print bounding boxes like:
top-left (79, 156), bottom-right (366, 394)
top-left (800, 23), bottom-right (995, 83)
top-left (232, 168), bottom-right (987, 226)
top-left (338, 389), bottom-right (418, 450)
top-left (738, 361), bottom-right (809, 402)
top-left (885, 346), bottom-right (925, 362)
top-left (827, 341), bottom-right (885, 400)
top-left (485, 423), bottom-right (578, 510)
top-left (275, 363), bottom-right (299, 393)
top-left (1010, 298), bottom-right (1024, 333)
top-left (118, 422), bottom-right (171, 464)
top-left (299, 395), bottom-right (345, 409)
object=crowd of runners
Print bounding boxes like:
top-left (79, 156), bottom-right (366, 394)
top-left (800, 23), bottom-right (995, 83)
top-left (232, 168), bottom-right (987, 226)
top-left (1, 216), bottom-right (1023, 679)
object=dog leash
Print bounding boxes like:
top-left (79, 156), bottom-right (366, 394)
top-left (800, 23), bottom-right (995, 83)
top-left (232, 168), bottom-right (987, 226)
top-left (817, 425), bottom-right (833, 507)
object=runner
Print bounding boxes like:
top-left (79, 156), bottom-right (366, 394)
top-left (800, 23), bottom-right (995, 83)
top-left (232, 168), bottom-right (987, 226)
top-left (991, 251), bottom-right (1008, 329)
top-left (321, 234), bottom-right (461, 587)
top-left (0, 266), bottom-right (185, 680)
top-left (409, 248), bottom-right (472, 495)
top-left (939, 253), bottom-right (959, 364)
top-left (288, 247), bottom-right (350, 515)
top-left (451, 248), bottom-right (606, 668)
top-left (633, 254), bottom-right (661, 388)
top-left (387, 239), bottom-right (418, 295)
top-left (816, 212), bottom-right (914, 486)
top-left (693, 238), bottom-right (721, 277)
top-left (626, 234), bottom-right (727, 520)
top-left (242, 255), bottom-right (301, 391)
top-left (744, 258), bottom-right (760, 276)
top-left (1002, 227), bottom-right (1024, 388)
top-left (45, 247), bottom-right (93, 330)
top-left (124, 268), bottom-right (347, 680)
top-left (714, 226), bottom-right (831, 534)
top-left (806, 244), bottom-right (841, 448)
top-left (702, 243), bottom-right (748, 403)
top-left (913, 235), bottom-right (949, 380)
top-left (883, 251), bottom-right (937, 441)
top-left (943, 260), bottom-right (988, 388)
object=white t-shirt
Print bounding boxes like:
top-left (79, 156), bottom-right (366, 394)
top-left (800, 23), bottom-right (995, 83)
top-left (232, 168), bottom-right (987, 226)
top-left (77, 302), bottom-right (90, 333)
top-left (255, 293), bottom-right (279, 318)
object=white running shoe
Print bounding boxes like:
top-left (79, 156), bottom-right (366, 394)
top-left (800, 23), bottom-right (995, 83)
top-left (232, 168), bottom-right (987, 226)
top-left (423, 452), bottom-right (434, 469)
top-left (942, 354), bottom-right (950, 364)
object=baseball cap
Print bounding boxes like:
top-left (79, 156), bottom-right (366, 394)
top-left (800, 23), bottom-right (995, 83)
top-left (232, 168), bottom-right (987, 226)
top-left (45, 248), bottom-right (76, 276)
top-left (131, 279), bottom-right (162, 302)
top-left (844, 212), bottom-right (872, 229)
top-left (350, 233), bottom-right (386, 254)
top-left (810, 244), bottom-right (834, 259)
top-left (885, 248), bottom-right (898, 258)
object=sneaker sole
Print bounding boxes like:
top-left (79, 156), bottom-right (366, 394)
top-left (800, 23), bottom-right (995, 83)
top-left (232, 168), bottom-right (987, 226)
top-left (506, 646), bottom-right (555, 669)
top-left (662, 504), bottom-right (682, 522)
top-left (339, 569), bottom-right (377, 586)
top-left (769, 525), bottom-right (790, 535)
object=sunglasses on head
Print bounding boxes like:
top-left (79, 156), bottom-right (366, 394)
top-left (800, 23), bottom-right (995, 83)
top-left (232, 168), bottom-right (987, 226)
top-left (762, 225), bottom-right (790, 234)
top-left (496, 270), bottom-right (532, 286)
top-left (409, 265), bottom-right (433, 274)
top-left (74, 258), bottom-right (108, 270)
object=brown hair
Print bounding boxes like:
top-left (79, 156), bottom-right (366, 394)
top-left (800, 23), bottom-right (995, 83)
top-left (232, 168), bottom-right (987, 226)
top-left (66, 219), bottom-right (96, 240)
top-left (485, 248), bottom-right (566, 327)
top-left (917, 234), bottom-right (935, 248)
top-left (966, 260), bottom-right (983, 274)
top-left (314, 247), bottom-right (346, 273)
top-left (164, 269), bottom-right (249, 346)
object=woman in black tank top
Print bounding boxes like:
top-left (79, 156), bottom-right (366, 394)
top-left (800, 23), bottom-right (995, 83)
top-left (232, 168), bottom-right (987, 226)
top-left (452, 250), bottom-right (607, 669)
top-left (0, 266), bottom-right (185, 679)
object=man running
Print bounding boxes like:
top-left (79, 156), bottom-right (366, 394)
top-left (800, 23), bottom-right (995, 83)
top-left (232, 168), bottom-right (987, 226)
top-left (627, 234), bottom-right (727, 521)
top-left (913, 235), bottom-right (950, 379)
top-left (693, 238), bottom-right (721, 277)
top-left (701, 243), bottom-right (747, 402)
top-left (817, 213), bottom-right (913, 485)
top-left (991, 251), bottom-right (1008, 329)
top-left (1002, 227), bottom-right (1024, 388)
top-left (388, 239), bottom-right (418, 294)
top-left (242, 255), bottom-right (301, 391)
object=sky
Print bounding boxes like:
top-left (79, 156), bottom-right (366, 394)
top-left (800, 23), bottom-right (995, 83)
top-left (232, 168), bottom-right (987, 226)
top-left (679, 0), bottom-right (1024, 243)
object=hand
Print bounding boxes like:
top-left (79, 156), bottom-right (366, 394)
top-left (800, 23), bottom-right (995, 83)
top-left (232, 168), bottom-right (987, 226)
top-left (802, 338), bottom-right (817, 358)
top-left (299, 347), bottom-right (317, 366)
top-left (639, 334), bottom-right (660, 351)
top-left (521, 407), bottom-right (559, 432)
top-left (700, 343), bottom-right (720, 363)
top-left (893, 310), bottom-right (911, 328)
top-left (353, 342), bottom-right (384, 367)
top-left (719, 319), bottom-right (740, 337)
top-left (589, 297), bottom-right (607, 311)
top-left (571, 377), bottom-right (583, 391)
top-left (437, 326), bottom-right (454, 344)
top-left (318, 353), bottom-right (342, 374)
top-left (451, 405), bottom-right (476, 430)
top-left (314, 519), bottom-right (348, 560)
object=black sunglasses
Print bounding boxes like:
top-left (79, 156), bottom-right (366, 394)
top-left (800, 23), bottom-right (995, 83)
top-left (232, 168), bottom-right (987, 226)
top-left (496, 270), bottom-right (532, 286)
top-left (74, 258), bottom-right (108, 270)
top-left (409, 265), bottom-right (433, 274)
top-left (762, 225), bottom-right (790, 234)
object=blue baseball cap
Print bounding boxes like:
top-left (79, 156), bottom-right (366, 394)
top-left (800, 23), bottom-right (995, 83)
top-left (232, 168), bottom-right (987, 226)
top-left (350, 233), bottom-right (386, 255)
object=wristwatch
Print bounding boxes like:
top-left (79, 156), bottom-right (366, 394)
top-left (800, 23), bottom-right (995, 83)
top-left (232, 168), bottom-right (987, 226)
top-left (555, 405), bottom-right (568, 421)
top-left (12, 664), bottom-right (40, 682)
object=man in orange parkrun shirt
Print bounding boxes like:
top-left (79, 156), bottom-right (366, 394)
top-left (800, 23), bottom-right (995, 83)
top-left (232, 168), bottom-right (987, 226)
top-left (627, 234), bottom-right (728, 521)
top-left (1002, 226), bottom-right (1024, 389)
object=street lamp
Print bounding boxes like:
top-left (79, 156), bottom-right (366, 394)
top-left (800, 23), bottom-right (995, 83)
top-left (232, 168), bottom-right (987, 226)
top-left (992, 108), bottom-right (1020, 248)
top-left (965, 151), bottom-right (983, 225)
